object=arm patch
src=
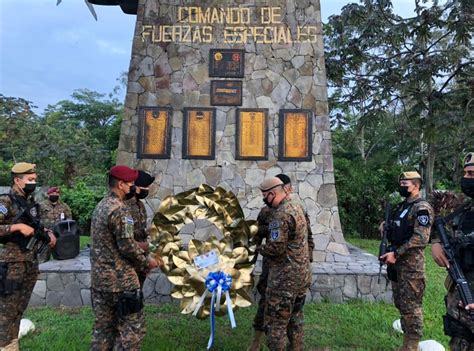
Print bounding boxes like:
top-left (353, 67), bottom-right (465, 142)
top-left (269, 220), bottom-right (281, 241)
top-left (417, 209), bottom-right (430, 226)
top-left (119, 216), bottom-right (134, 239)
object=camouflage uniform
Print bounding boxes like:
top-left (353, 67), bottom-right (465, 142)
top-left (253, 201), bottom-right (314, 333)
top-left (388, 194), bottom-right (433, 340)
top-left (125, 197), bottom-right (148, 286)
top-left (90, 191), bottom-right (149, 351)
top-left (38, 199), bottom-right (72, 262)
top-left (260, 197), bottom-right (311, 351)
top-left (0, 189), bottom-right (40, 348)
top-left (432, 203), bottom-right (474, 351)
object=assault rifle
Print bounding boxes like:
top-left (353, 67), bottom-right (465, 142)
top-left (435, 217), bottom-right (474, 319)
top-left (16, 206), bottom-right (51, 252)
top-left (378, 203), bottom-right (391, 283)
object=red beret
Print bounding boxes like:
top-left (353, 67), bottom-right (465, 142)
top-left (47, 187), bottom-right (60, 195)
top-left (109, 165), bottom-right (138, 182)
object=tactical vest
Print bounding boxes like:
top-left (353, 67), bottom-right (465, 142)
top-left (388, 198), bottom-right (422, 246)
top-left (452, 207), bottom-right (474, 272)
top-left (0, 193), bottom-right (39, 251)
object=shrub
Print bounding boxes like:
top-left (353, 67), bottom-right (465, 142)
top-left (61, 180), bottom-right (106, 235)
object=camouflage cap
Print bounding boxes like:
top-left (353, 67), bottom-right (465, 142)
top-left (399, 171), bottom-right (422, 181)
top-left (464, 152), bottom-right (474, 169)
top-left (260, 177), bottom-right (284, 192)
top-left (11, 162), bottom-right (36, 174)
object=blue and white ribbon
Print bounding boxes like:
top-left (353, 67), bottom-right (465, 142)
top-left (192, 271), bottom-right (236, 349)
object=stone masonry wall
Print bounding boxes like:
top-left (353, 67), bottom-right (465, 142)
top-left (116, 0), bottom-right (349, 261)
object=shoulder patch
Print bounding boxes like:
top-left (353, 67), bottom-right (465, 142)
top-left (126, 217), bottom-right (134, 225)
top-left (417, 209), bottom-right (430, 226)
top-left (0, 205), bottom-right (7, 215)
top-left (268, 220), bottom-right (280, 230)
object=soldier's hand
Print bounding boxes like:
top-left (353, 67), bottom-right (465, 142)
top-left (47, 231), bottom-right (56, 248)
top-left (431, 243), bottom-right (449, 268)
top-left (147, 257), bottom-right (159, 271)
top-left (465, 303), bottom-right (474, 311)
top-left (380, 251), bottom-right (396, 265)
top-left (10, 223), bottom-right (34, 237)
top-left (379, 221), bottom-right (385, 237)
top-left (137, 240), bottom-right (149, 253)
top-left (155, 255), bottom-right (165, 269)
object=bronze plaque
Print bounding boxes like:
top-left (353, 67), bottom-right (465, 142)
top-left (210, 80), bottom-right (243, 106)
top-left (137, 107), bottom-right (172, 159)
top-left (278, 110), bottom-right (313, 161)
top-left (236, 109), bottom-right (268, 160)
top-left (209, 49), bottom-right (245, 78)
top-left (182, 108), bottom-right (216, 160)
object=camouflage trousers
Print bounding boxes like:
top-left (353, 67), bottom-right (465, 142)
top-left (0, 261), bottom-right (38, 347)
top-left (253, 257), bottom-right (269, 331)
top-left (391, 268), bottom-right (425, 339)
top-left (90, 289), bottom-right (145, 351)
top-left (264, 289), bottom-right (306, 351)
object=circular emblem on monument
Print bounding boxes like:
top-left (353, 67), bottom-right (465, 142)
top-left (232, 53), bottom-right (240, 61)
top-left (214, 52), bottom-right (223, 61)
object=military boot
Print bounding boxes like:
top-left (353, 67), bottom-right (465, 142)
top-left (0, 339), bottom-right (19, 351)
top-left (247, 330), bottom-right (264, 351)
top-left (400, 335), bottom-right (420, 351)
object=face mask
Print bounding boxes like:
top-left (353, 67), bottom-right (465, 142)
top-left (136, 189), bottom-right (149, 200)
top-left (125, 184), bottom-right (136, 200)
top-left (263, 194), bottom-right (274, 208)
top-left (398, 185), bottom-right (411, 198)
top-left (23, 183), bottom-right (36, 195)
top-left (49, 195), bottom-right (59, 203)
top-left (461, 177), bottom-right (474, 198)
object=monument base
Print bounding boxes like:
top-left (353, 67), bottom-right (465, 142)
top-left (29, 245), bottom-right (391, 307)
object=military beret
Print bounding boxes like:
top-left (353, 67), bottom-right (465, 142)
top-left (135, 170), bottom-right (155, 187)
top-left (399, 171), bottom-right (422, 181)
top-left (47, 187), bottom-right (60, 195)
top-left (109, 165), bottom-right (138, 182)
top-left (260, 177), bottom-right (284, 192)
top-left (11, 162), bottom-right (36, 174)
top-left (275, 173), bottom-right (291, 185)
top-left (464, 152), bottom-right (474, 169)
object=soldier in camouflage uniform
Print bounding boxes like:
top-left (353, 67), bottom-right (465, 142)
top-left (380, 171), bottom-right (434, 351)
top-left (257, 177), bottom-right (311, 351)
top-left (125, 170), bottom-right (156, 287)
top-left (90, 165), bottom-right (158, 351)
top-left (38, 186), bottom-right (72, 262)
top-left (0, 163), bottom-right (56, 351)
top-left (431, 152), bottom-right (474, 351)
top-left (249, 174), bottom-right (314, 351)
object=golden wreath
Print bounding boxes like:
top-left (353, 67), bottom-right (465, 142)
top-left (150, 184), bottom-right (258, 319)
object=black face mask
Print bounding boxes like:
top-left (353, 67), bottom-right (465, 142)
top-left (49, 195), bottom-right (59, 203)
top-left (399, 186), bottom-right (411, 198)
top-left (263, 194), bottom-right (274, 208)
top-left (125, 185), bottom-right (136, 200)
top-left (23, 183), bottom-right (36, 195)
top-left (461, 178), bottom-right (474, 198)
top-left (136, 189), bottom-right (149, 200)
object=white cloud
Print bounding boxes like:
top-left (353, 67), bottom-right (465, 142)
top-left (95, 39), bottom-right (128, 55)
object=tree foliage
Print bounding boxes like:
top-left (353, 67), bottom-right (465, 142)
top-left (0, 89), bottom-right (122, 186)
top-left (325, 0), bottom-right (473, 193)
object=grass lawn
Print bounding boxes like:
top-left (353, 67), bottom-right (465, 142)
top-left (20, 238), bottom-right (450, 350)
top-left (79, 236), bottom-right (91, 250)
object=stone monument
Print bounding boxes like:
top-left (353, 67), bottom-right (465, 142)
top-left (116, 0), bottom-right (350, 263)
top-left (29, 0), bottom-right (391, 307)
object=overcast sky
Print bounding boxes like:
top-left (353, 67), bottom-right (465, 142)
top-left (0, 0), bottom-right (416, 113)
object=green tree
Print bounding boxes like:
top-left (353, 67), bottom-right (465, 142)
top-left (325, 0), bottom-right (473, 193)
